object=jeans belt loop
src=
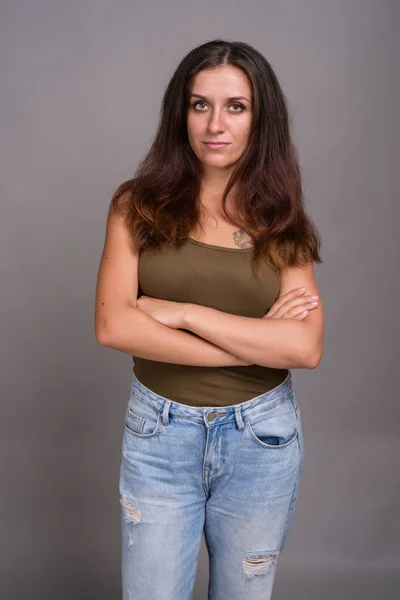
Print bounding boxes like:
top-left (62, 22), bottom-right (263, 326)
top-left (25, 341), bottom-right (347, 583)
top-left (234, 405), bottom-right (245, 430)
top-left (162, 399), bottom-right (171, 425)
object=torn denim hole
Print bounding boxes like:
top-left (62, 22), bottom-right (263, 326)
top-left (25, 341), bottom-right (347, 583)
top-left (243, 551), bottom-right (278, 578)
top-left (120, 493), bottom-right (141, 524)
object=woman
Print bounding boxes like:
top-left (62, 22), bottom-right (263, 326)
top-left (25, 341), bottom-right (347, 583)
top-left (95, 39), bottom-right (324, 600)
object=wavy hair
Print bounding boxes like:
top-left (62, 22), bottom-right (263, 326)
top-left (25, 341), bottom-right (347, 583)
top-left (110, 38), bottom-right (322, 275)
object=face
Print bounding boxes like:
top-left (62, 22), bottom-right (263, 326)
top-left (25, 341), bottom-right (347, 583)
top-left (186, 65), bottom-right (253, 174)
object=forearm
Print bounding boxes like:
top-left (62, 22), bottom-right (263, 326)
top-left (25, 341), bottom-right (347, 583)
top-left (183, 304), bottom-right (315, 369)
top-left (97, 305), bottom-right (251, 367)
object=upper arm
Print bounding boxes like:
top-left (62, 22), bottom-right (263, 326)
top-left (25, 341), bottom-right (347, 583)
top-left (94, 201), bottom-right (139, 343)
top-left (279, 262), bottom-right (324, 366)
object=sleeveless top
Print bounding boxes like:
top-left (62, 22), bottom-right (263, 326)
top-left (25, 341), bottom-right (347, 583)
top-left (133, 237), bottom-right (289, 407)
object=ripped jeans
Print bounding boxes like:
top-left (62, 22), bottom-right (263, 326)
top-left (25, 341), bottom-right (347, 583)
top-left (119, 370), bottom-right (305, 600)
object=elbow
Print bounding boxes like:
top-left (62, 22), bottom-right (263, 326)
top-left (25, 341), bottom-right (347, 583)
top-left (304, 345), bottom-right (323, 370)
top-left (95, 306), bottom-right (129, 347)
top-left (306, 354), bottom-right (321, 370)
top-left (95, 311), bottom-right (110, 346)
top-left (95, 316), bottom-right (117, 347)
top-left (95, 327), bottom-right (111, 347)
top-left (95, 320), bottom-right (124, 348)
top-left (95, 305), bottom-right (141, 350)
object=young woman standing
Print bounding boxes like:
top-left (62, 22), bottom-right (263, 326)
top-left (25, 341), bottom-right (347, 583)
top-left (95, 39), bottom-right (324, 600)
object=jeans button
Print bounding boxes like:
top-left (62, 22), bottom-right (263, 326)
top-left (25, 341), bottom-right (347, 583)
top-left (207, 412), bottom-right (217, 421)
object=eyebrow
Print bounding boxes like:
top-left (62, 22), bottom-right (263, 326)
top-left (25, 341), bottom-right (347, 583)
top-left (189, 93), bottom-right (251, 103)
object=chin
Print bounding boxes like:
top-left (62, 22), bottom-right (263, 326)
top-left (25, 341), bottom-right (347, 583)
top-left (204, 159), bottom-right (231, 168)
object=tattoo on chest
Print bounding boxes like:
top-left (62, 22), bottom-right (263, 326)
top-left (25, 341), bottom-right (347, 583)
top-left (233, 229), bottom-right (253, 249)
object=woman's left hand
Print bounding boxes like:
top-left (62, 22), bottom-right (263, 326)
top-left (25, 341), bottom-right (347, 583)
top-left (136, 295), bottom-right (187, 329)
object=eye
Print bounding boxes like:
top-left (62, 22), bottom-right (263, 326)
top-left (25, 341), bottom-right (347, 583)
top-left (230, 103), bottom-right (245, 112)
top-left (191, 101), bottom-right (245, 112)
top-left (192, 101), bottom-right (207, 110)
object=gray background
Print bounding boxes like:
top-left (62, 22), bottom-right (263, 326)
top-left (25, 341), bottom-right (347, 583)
top-left (1, 1), bottom-right (399, 598)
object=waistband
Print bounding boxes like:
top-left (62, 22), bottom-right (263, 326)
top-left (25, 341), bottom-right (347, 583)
top-left (130, 371), bottom-right (293, 430)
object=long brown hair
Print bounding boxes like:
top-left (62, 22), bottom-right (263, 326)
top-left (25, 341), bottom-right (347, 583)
top-left (110, 38), bottom-right (323, 275)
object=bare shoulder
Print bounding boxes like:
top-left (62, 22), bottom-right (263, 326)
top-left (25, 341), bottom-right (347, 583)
top-left (94, 197), bottom-right (139, 342)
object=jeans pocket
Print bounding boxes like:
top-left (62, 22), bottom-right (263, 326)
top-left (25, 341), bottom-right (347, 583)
top-left (245, 397), bottom-right (298, 449)
top-left (124, 397), bottom-right (162, 439)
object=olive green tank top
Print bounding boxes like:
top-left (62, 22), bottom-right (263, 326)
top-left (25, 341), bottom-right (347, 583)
top-left (133, 237), bottom-right (289, 407)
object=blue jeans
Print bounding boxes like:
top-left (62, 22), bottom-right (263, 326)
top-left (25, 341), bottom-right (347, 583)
top-left (119, 370), bottom-right (305, 600)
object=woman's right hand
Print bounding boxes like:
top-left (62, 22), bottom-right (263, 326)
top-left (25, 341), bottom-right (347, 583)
top-left (264, 287), bottom-right (319, 320)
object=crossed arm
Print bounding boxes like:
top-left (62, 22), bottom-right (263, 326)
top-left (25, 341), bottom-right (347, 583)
top-left (181, 302), bottom-right (321, 369)
top-left (99, 262), bottom-right (324, 370)
top-left (182, 263), bottom-right (323, 369)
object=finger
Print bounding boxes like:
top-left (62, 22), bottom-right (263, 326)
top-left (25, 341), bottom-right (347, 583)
top-left (297, 311), bottom-right (309, 319)
top-left (281, 302), bottom-right (319, 319)
top-left (281, 309), bottom-right (310, 320)
top-left (265, 287), bottom-right (307, 318)
top-left (286, 310), bottom-right (309, 320)
top-left (286, 296), bottom-right (318, 314)
top-left (273, 296), bottom-right (318, 318)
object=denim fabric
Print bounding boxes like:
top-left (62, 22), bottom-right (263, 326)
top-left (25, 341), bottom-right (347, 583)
top-left (119, 370), bottom-right (305, 600)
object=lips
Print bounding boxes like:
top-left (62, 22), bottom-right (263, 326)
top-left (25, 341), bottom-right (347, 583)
top-left (203, 142), bottom-right (230, 149)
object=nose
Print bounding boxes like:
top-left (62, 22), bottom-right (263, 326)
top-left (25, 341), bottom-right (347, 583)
top-left (207, 108), bottom-right (225, 133)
